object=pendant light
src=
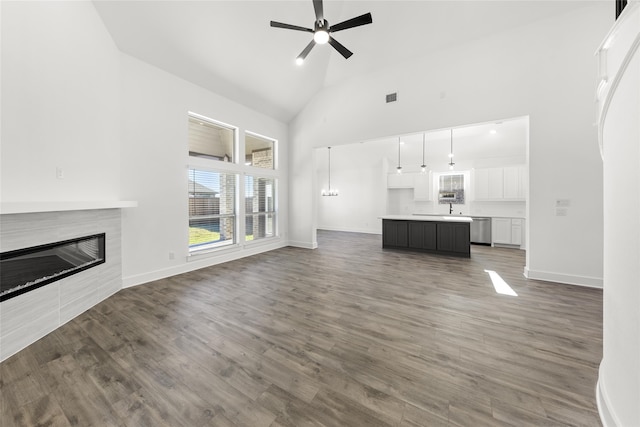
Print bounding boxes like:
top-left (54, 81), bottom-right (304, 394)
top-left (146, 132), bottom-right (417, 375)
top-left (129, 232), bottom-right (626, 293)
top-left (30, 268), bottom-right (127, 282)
top-left (448, 129), bottom-right (455, 170)
top-left (321, 147), bottom-right (338, 196)
top-left (396, 137), bottom-right (403, 174)
top-left (420, 133), bottom-right (427, 173)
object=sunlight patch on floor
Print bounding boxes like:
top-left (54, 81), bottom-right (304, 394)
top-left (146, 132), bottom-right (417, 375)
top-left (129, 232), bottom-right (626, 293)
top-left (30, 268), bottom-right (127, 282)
top-left (484, 269), bottom-right (518, 296)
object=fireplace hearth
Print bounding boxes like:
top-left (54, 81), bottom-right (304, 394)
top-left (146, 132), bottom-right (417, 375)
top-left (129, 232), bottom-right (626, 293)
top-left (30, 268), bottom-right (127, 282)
top-left (0, 233), bottom-right (105, 302)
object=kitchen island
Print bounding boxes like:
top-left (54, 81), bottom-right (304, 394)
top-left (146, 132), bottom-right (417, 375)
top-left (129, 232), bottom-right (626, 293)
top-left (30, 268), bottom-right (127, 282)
top-left (380, 215), bottom-right (473, 257)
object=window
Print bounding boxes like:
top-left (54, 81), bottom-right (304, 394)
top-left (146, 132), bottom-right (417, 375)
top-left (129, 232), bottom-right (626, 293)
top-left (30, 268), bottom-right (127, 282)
top-left (188, 114), bottom-right (235, 163)
top-left (187, 113), bottom-right (279, 254)
top-left (188, 169), bottom-right (237, 251)
top-left (438, 173), bottom-right (465, 204)
top-left (245, 176), bottom-right (276, 241)
top-left (245, 132), bottom-right (275, 169)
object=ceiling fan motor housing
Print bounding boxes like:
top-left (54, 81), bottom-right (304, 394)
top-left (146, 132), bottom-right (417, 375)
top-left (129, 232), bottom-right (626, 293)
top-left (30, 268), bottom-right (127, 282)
top-left (315, 19), bottom-right (328, 31)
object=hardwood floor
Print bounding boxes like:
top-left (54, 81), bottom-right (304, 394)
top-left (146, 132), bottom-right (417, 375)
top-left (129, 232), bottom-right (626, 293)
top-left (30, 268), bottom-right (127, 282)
top-left (0, 230), bottom-right (603, 426)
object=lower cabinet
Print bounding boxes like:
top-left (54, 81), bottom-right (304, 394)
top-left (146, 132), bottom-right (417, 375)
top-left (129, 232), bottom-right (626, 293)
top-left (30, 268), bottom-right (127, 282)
top-left (408, 221), bottom-right (437, 250)
top-left (511, 219), bottom-right (523, 246)
top-left (492, 218), bottom-right (512, 244)
top-left (383, 220), bottom-right (470, 257)
top-left (492, 217), bottom-right (524, 247)
top-left (383, 220), bottom-right (408, 247)
top-left (437, 223), bottom-right (471, 256)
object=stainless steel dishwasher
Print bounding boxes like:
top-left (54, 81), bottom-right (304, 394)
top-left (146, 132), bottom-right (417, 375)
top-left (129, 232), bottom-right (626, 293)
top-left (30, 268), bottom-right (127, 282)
top-left (470, 217), bottom-right (491, 245)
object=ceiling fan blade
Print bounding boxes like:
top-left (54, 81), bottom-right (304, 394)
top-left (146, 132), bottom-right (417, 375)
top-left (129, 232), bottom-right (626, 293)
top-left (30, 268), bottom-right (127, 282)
top-left (328, 36), bottom-right (353, 59)
top-left (270, 21), bottom-right (314, 33)
top-left (313, 0), bottom-right (324, 23)
top-left (298, 39), bottom-right (316, 62)
top-left (329, 13), bottom-right (372, 33)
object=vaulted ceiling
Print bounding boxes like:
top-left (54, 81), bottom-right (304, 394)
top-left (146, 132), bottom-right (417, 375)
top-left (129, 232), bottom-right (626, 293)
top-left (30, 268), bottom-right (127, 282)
top-left (94, 1), bottom-right (591, 123)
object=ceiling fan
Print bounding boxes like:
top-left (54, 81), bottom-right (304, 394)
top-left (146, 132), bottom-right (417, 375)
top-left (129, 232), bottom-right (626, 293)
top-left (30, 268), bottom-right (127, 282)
top-left (270, 0), bottom-right (372, 65)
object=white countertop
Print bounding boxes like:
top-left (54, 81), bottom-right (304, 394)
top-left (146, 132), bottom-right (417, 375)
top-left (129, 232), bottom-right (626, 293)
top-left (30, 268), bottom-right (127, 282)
top-left (381, 214), bottom-right (473, 223)
top-left (413, 213), bottom-right (526, 220)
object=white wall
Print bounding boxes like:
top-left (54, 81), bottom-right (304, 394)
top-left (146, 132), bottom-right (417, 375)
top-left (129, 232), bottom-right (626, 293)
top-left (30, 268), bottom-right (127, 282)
top-left (316, 144), bottom-right (386, 234)
top-left (1, 1), bottom-right (121, 202)
top-left (291, 4), bottom-right (610, 287)
top-left (119, 54), bottom-right (289, 286)
top-left (597, 3), bottom-right (640, 426)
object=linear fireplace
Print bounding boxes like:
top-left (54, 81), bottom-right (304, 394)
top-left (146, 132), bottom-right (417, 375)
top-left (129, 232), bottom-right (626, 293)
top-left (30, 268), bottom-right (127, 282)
top-left (0, 233), bottom-right (106, 302)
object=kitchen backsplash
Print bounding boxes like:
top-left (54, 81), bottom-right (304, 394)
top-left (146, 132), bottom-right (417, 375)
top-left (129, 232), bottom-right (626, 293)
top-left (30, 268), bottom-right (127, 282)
top-left (388, 191), bottom-right (525, 218)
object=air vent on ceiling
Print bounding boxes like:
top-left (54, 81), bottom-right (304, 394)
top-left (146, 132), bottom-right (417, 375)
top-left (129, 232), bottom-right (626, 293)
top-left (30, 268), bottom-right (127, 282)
top-left (386, 92), bottom-right (398, 103)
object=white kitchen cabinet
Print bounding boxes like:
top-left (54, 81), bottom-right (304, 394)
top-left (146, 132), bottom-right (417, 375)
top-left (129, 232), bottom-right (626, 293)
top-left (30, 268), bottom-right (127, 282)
top-left (488, 168), bottom-right (504, 199)
top-left (492, 217), bottom-right (525, 247)
top-left (473, 169), bottom-right (489, 200)
top-left (413, 172), bottom-right (431, 201)
top-left (492, 218), bottom-right (512, 244)
top-left (473, 165), bottom-right (526, 201)
top-left (503, 165), bottom-right (527, 200)
top-left (387, 172), bottom-right (415, 188)
top-left (511, 219), bottom-right (523, 246)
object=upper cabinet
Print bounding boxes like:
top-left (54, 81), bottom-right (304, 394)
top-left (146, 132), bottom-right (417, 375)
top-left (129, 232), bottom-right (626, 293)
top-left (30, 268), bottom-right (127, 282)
top-left (387, 172), bottom-right (432, 201)
top-left (473, 165), bottom-right (526, 201)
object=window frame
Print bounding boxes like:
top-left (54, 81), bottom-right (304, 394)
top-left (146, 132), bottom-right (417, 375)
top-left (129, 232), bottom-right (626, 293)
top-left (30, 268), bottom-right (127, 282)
top-left (437, 172), bottom-right (465, 205)
top-left (244, 130), bottom-right (278, 170)
top-left (187, 166), bottom-right (239, 255)
top-left (188, 112), bottom-right (238, 164)
top-left (243, 174), bottom-right (278, 243)
top-left (186, 112), bottom-right (281, 258)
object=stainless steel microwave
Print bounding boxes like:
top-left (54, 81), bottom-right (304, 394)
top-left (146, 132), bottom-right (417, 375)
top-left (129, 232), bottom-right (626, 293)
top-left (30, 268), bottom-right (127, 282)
top-left (438, 190), bottom-right (464, 204)
top-left (438, 191), bottom-right (457, 201)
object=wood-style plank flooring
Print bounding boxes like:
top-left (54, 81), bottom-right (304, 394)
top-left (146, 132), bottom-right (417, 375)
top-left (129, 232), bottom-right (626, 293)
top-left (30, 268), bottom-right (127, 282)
top-left (0, 230), bottom-right (603, 426)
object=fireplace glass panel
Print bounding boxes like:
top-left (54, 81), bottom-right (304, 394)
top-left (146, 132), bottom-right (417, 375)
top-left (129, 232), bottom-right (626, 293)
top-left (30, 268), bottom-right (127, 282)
top-left (0, 233), bottom-right (105, 301)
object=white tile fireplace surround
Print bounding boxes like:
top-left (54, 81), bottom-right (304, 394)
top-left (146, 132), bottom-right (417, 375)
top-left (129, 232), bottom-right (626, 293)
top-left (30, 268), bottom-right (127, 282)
top-left (0, 204), bottom-right (131, 361)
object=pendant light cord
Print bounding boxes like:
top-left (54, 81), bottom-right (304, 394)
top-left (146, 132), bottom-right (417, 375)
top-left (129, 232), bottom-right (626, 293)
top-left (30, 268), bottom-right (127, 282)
top-left (397, 137), bottom-right (402, 172)
top-left (328, 146), bottom-right (331, 190)
top-left (450, 129), bottom-right (453, 156)
top-left (449, 129), bottom-right (455, 168)
top-left (422, 133), bottom-right (426, 169)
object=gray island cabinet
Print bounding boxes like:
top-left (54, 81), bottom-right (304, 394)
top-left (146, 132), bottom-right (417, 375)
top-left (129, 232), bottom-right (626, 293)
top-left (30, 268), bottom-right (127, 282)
top-left (381, 215), bottom-right (472, 257)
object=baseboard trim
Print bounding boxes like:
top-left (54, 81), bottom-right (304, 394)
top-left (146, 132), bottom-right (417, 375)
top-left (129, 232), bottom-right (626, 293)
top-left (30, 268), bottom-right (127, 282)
top-left (288, 240), bottom-right (318, 249)
top-left (317, 226), bottom-right (381, 235)
top-left (123, 240), bottom-right (289, 288)
top-left (523, 267), bottom-right (603, 288)
top-left (597, 362), bottom-right (620, 427)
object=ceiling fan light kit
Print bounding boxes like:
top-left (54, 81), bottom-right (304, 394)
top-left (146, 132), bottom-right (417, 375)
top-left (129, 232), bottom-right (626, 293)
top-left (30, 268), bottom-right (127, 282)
top-left (270, 0), bottom-right (372, 65)
top-left (313, 20), bottom-right (330, 44)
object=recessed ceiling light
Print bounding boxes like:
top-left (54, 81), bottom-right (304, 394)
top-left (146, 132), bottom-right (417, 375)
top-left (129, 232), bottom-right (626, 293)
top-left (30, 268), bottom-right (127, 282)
top-left (295, 57), bottom-right (304, 66)
top-left (490, 129), bottom-right (497, 135)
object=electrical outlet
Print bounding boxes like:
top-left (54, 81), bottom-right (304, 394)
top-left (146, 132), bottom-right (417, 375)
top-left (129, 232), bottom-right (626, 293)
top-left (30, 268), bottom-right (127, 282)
top-left (56, 167), bottom-right (64, 179)
top-left (168, 251), bottom-right (175, 260)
